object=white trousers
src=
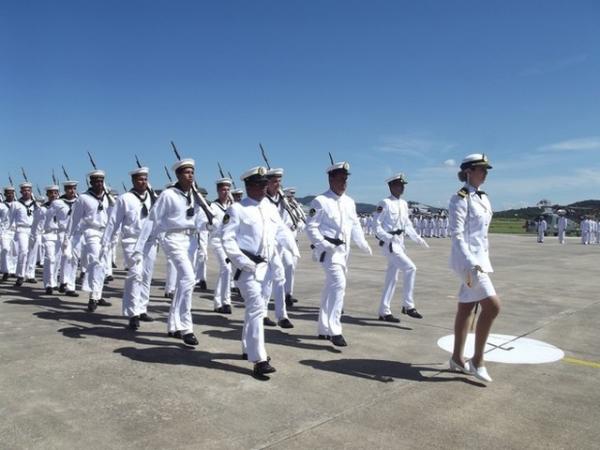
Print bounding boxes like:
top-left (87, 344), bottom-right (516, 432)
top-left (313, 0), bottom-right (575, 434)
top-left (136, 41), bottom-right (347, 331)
top-left (238, 270), bottom-right (268, 363)
top-left (318, 260), bottom-right (347, 336)
top-left (81, 229), bottom-right (107, 299)
top-left (558, 229), bottom-right (566, 244)
top-left (262, 251), bottom-right (288, 321)
top-left (26, 234), bottom-right (41, 279)
top-left (0, 229), bottom-right (16, 274)
top-left (42, 234), bottom-right (61, 288)
top-left (122, 241), bottom-right (158, 317)
top-left (378, 245), bottom-right (417, 315)
top-left (60, 236), bottom-right (79, 291)
top-left (14, 229), bottom-right (32, 278)
top-left (211, 244), bottom-right (232, 308)
top-left (281, 247), bottom-right (296, 296)
top-left (162, 233), bottom-right (195, 334)
top-left (165, 258), bottom-right (177, 294)
top-left (537, 229), bottom-right (545, 243)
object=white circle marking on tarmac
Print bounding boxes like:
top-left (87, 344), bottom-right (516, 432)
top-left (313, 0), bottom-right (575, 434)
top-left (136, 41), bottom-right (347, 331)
top-left (437, 333), bottom-right (564, 364)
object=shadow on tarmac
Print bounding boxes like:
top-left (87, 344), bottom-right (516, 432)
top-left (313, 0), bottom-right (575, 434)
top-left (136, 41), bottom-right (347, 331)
top-left (300, 358), bottom-right (486, 386)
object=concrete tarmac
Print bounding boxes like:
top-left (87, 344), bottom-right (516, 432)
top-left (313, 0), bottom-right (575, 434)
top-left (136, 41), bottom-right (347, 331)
top-left (1, 234), bottom-right (598, 449)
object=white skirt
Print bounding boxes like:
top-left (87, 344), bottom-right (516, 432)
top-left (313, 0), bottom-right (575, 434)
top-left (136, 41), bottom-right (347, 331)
top-left (458, 272), bottom-right (496, 303)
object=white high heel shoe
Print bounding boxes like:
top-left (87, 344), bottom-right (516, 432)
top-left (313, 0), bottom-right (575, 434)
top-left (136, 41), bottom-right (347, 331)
top-left (469, 363), bottom-right (493, 382)
top-left (449, 358), bottom-right (471, 374)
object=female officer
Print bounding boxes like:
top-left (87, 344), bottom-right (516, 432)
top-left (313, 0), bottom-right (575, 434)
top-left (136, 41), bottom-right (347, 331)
top-left (448, 154), bottom-right (500, 383)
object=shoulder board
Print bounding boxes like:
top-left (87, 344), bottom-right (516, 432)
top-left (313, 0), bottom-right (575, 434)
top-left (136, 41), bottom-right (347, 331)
top-left (457, 187), bottom-right (468, 198)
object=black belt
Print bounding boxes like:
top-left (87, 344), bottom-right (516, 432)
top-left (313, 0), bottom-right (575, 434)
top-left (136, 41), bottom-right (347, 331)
top-left (388, 229), bottom-right (403, 236)
top-left (234, 249), bottom-right (266, 280)
top-left (323, 236), bottom-right (345, 246)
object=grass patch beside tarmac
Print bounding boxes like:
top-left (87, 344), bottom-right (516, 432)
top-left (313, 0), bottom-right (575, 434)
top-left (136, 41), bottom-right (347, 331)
top-left (490, 217), bottom-right (528, 234)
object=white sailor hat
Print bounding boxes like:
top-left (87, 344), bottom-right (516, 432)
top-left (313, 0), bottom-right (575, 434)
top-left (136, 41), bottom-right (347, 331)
top-left (460, 153), bottom-right (492, 170)
top-left (87, 169), bottom-right (105, 179)
top-left (129, 166), bottom-right (149, 177)
top-left (232, 188), bottom-right (244, 195)
top-left (198, 186), bottom-right (208, 196)
top-left (4, 186), bottom-right (15, 192)
top-left (45, 185), bottom-right (60, 191)
top-left (172, 159), bottom-right (195, 173)
top-left (215, 177), bottom-right (232, 186)
top-left (19, 182), bottom-right (33, 189)
top-left (557, 209), bottom-right (566, 215)
top-left (62, 180), bottom-right (78, 187)
top-left (283, 187), bottom-right (296, 195)
top-left (241, 166), bottom-right (268, 184)
top-left (266, 168), bottom-right (284, 178)
top-left (326, 161), bottom-right (351, 174)
top-left (385, 173), bottom-right (408, 184)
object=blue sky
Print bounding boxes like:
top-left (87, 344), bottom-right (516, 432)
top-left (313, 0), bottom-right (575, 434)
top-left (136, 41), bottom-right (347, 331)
top-left (2, 0), bottom-right (599, 210)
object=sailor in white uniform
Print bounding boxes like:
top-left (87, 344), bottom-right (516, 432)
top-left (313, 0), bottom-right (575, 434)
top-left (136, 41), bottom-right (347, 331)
top-left (536, 216), bottom-right (547, 243)
top-left (102, 166), bottom-right (158, 330)
top-left (0, 186), bottom-right (17, 280)
top-left (306, 161), bottom-right (372, 347)
top-left (282, 186), bottom-right (305, 306)
top-left (31, 185), bottom-right (61, 293)
top-left (557, 211), bottom-right (567, 244)
top-left (374, 173), bottom-right (429, 322)
top-left (221, 166), bottom-right (300, 377)
top-left (448, 153), bottom-right (501, 383)
top-left (10, 182), bottom-right (37, 286)
top-left (55, 180), bottom-right (79, 297)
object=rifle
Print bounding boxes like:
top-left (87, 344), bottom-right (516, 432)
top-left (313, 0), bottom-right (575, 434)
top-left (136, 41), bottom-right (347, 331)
top-left (8, 173), bottom-right (14, 187)
top-left (52, 170), bottom-right (58, 186)
top-left (134, 154), bottom-right (158, 200)
top-left (217, 162), bottom-right (234, 204)
top-left (226, 171), bottom-right (238, 190)
top-left (170, 141), bottom-right (214, 225)
top-left (122, 182), bottom-right (128, 193)
top-left (259, 143), bottom-right (303, 227)
top-left (61, 165), bottom-right (71, 180)
top-left (164, 166), bottom-right (173, 184)
top-left (87, 151), bottom-right (115, 205)
top-left (21, 167), bottom-right (36, 202)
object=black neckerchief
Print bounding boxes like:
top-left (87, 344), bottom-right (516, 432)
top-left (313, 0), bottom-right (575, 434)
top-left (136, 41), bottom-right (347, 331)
top-left (87, 189), bottom-right (107, 212)
top-left (266, 194), bottom-right (280, 207)
top-left (130, 189), bottom-right (150, 218)
top-left (213, 200), bottom-right (228, 213)
top-left (18, 198), bottom-right (36, 216)
top-left (170, 183), bottom-right (195, 217)
top-left (60, 195), bottom-right (77, 216)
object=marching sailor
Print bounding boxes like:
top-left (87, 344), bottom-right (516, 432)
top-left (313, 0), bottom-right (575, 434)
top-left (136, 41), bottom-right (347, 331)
top-left (0, 186), bottom-right (17, 280)
top-left (56, 180), bottom-right (79, 296)
top-left (448, 153), bottom-right (500, 383)
top-left (221, 166), bottom-right (300, 377)
top-left (134, 159), bottom-right (208, 346)
top-left (536, 216), bottom-right (547, 243)
top-left (306, 161), bottom-right (372, 347)
top-left (101, 166), bottom-right (158, 330)
top-left (557, 211), bottom-right (567, 244)
top-left (31, 185), bottom-right (61, 294)
top-left (10, 182), bottom-right (37, 286)
top-left (374, 173), bottom-right (429, 322)
top-left (283, 187), bottom-right (304, 306)
top-left (66, 170), bottom-right (114, 311)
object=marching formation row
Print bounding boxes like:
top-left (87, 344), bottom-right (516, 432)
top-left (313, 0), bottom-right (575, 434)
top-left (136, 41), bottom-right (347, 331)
top-left (0, 153), bottom-right (500, 382)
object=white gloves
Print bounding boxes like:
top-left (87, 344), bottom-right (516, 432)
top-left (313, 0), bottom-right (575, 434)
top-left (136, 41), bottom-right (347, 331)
top-left (131, 252), bottom-right (143, 266)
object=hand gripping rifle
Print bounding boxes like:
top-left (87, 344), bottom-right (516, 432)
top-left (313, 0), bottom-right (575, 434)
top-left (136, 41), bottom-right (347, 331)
top-left (170, 141), bottom-right (214, 225)
top-left (259, 143), bottom-right (303, 227)
top-left (87, 151), bottom-right (115, 205)
top-left (21, 167), bottom-right (37, 202)
top-left (217, 162), bottom-right (234, 204)
top-left (134, 154), bottom-right (158, 201)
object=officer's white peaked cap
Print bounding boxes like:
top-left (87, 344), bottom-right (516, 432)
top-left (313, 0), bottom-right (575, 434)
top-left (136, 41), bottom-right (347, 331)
top-left (266, 168), bottom-right (284, 177)
top-left (386, 173), bottom-right (408, 184)
top-left (215, 177), bottom-right (232, 186)
top-left (129, 167), bottom-right (149, 177)
top-left (240, 166), bottom-right (268, 182)
top-left (460, 153), bottom-right (492, 170)
top-left (172, 159), bottom-right (195, 173)
top-left (326, 161), bottom-right (351, 174)
top-left (87, 170), bottom-right (106, 179)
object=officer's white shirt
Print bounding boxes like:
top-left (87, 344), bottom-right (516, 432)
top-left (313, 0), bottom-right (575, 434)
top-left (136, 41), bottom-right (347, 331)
top-left (102, 190), bottom-right (153, 246)
top-left (537, 220), bottom-right (548, 232)
top-left (557, 217), bottom-right (567, 231)
top-left (221, 196), bottom-right (299, 274)
top-left (448, 184), bottom-right (493, 274)
top-left (9, 199), bottom-right (36, 228)
top-left (374, 195), bottom-right (424, 247)
top-left (68, 190), bottom-right (112, 236)
top-left (306, 189), bottom-right (371, 265)
top-left (135, 186), bottom-right (208, 253)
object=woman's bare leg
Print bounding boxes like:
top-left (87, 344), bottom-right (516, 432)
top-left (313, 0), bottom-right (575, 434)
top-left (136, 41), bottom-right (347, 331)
top-left (471, 295), bottom-right (501, 367)
top-left (452, 302), bottom-right (476, 366)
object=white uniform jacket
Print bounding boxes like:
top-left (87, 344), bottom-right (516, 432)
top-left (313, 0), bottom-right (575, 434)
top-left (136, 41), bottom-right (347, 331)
top-left (0, 202), bottom-right (10, 232)
top-left (448, 184), bottom-right (493, 275)
top-left (221, 197), bottom-right (299, 279)
top-left (208, 200), bottom-right (230, 249)
top-left (306, 189), bottom-right (371, 266)
top-left (9, 199), bottom-right (37, 230)
top-left (374, 196), bottom-right (426, 252)
top-left (102, 190), bottom-right (154, 246)
top-left (67, 191), bottom-right (112, 237)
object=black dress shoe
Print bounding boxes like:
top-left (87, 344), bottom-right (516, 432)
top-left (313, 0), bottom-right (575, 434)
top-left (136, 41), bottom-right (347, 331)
top-left (278, 318), bottom-right (294, 329)
top-left (139, 313), bottom-right (154, 322)
top-left (58, 283), bottom-right (66, 293)
top-left (87, 299), bottom-right (98, 312)
top-left (26, 278), bottom-right (36, 283)
top-left (222, 304), bottom-right (232, 314)
top-left (241, 353), bottom-right (248, 360)
top-left (164, 292), bottom-right (174, 299)
top-left (129, 316), bottom-right (140, 330)
top-left (263, 317), bottom-right (277, 327)
top-left (198, 280), bottom-right (207, 290)
top-left (65, 290), bottom-right (79, 297)
top-left (97, 298), bottom-right (112, 307)
top-left (1, 273), bottom-right (8, 281)
top-left (45, 287), bottom-right (53, 295)
top-left (253, 360), bottom-right (276, 376)
top-left (112, 262), bottom-right (117, 269)
top-left (214, 306), bottom-right (225, 314)
top-left (168, 330), bottom-right (182, 339)
top-left (105, 275), bottom-right (114, 282)
top-left (318, 334), bottom-right (331, 340)
top-left (78, 272), bottom-right (85, 282)
top-left (331, 335), bottom-right (348, 347)
top-left (182, 333), bottom-right (199, 346)
top-left (402, 307), bottom-right (423, 319)
top-left (379, 314), bottom-right (400, 323)
top-left (285, 294), bottom-right (294, 308)
top-left (15, 277), bottom-right (24, 287)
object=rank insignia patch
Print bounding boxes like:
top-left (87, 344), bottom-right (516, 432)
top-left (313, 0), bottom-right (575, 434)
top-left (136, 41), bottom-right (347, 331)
top-left (222, 214), bottom-right (230, 224)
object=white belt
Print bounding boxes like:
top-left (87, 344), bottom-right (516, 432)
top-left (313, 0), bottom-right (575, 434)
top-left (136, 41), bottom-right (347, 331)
top-left (86, 225), bottom-right (106, 231)
top-left (166, 228), bottom-right (195, 236)
top-left (16, 225), bottom-right (32, 230)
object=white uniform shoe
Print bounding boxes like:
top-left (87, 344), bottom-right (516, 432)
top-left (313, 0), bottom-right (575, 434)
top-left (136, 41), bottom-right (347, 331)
top-left (469, 363), bottom-right (493, 382)
top-left (449, 358), bottom-right (471, 374)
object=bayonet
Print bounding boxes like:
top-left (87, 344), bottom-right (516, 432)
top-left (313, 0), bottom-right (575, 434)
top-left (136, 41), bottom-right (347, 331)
top-left (52, 170), bottom-right (58, 186)
top-left (227, 171), bottom-right (237, 190)
top-left (328, 152), bottom-right (335, 165)
top-left (61, 165), bottom-right (71, 180)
